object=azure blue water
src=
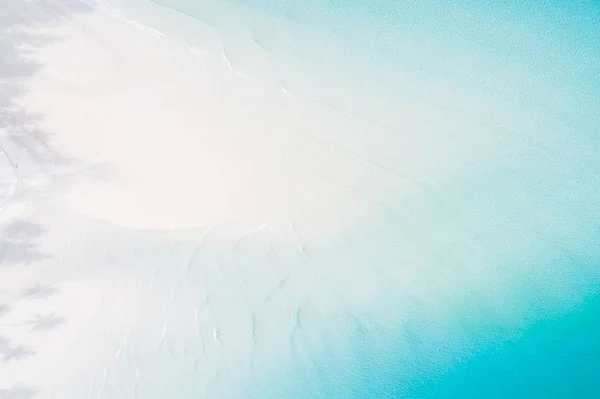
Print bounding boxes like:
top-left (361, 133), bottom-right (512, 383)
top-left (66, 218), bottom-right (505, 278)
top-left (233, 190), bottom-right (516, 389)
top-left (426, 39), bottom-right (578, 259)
top-left (97, 0), bottom-right (600, 397)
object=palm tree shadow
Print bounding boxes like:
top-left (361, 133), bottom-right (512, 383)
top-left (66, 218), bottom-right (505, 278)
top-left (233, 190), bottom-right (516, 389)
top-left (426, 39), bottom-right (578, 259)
top-left (0, 335), bottom-right (9, 350)
top-left (0, 336), bottom-right (35, 375)
top-left (0, 220), bottom-right (48, 267)
top-left (21, 284), bottom-right (59, 299)
top-left (1, 0), bottom-right (114, 192)
top-left (0, 384), bottom-right (37, 399)
top-left (1, 1), bottom-right (95, 396)
top-left (0, 312), bottom-right (67, 392)
top-left (0, 303), bottom-right (10, 316)
top-left (1, 342), bottom-right (34, 362)
top-left (26, 313), bottom-right (67, 331)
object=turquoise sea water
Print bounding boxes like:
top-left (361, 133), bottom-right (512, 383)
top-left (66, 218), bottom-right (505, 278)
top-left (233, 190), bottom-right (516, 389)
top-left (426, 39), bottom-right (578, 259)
top-left (102, 0), bottom-right (600, 397)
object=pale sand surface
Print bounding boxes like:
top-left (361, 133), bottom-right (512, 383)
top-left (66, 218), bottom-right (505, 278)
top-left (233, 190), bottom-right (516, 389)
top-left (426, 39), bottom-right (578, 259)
top-left (1, 2), bottom-right (433, 396)
top-left (21, 5), bottom-right (477, 233)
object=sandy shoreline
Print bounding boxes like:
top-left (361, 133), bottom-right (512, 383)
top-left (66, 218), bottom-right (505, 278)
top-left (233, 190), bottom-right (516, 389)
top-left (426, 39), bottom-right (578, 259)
top-left (1, 2), bottom-right (411, 395)
top-left (2, 0), bottom-right (600, 397)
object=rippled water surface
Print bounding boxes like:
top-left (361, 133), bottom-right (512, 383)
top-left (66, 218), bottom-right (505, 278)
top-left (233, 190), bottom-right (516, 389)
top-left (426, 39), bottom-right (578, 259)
top-left (104, 0), bottom-right (600, 397)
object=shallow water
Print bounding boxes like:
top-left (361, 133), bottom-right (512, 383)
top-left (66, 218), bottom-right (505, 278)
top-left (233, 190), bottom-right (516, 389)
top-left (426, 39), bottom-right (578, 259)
top-left (98, 0), bottom-right (600, 397)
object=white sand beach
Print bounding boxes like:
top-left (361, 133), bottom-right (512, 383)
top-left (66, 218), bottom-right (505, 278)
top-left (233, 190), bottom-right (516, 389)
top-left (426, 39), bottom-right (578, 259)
top-left (2, 0), bottom-right (600, 398)
top-left (1, 2), bottom-right (430, 396)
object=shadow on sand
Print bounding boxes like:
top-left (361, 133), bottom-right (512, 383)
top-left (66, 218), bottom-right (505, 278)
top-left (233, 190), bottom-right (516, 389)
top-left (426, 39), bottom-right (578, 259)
top-left (1, 0), bottom-right (112, 193)
top-left (0, 282), bottom-right (67, 398)
top-left (1, 1), bottom-right (101, 397)
top-left (0, 220), bottom-right (48, 267)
